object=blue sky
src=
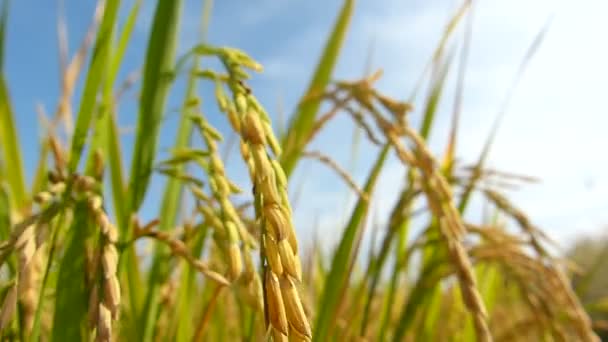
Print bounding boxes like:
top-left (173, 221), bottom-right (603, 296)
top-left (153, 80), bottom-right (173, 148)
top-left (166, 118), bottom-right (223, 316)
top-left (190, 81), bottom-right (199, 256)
top-left (4, 0), bottom-right (608, 253)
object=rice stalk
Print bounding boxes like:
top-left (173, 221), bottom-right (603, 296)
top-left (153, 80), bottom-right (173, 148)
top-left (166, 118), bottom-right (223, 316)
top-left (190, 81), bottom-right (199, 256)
top-left (133, 223), bottom-right (229, 287)
top-left (301, 150), bottom-right (368, 201)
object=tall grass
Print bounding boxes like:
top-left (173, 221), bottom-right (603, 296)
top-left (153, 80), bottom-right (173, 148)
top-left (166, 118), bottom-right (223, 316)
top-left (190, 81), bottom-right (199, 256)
top-left (0, 0), bottom-right (605, 341)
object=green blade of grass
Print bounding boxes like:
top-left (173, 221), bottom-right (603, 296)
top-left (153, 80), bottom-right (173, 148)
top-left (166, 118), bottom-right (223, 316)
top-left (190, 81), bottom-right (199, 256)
top-left (88, 0), bottom-right (141, 222)
top-left (30, 139), bottom-right (50, 198)
top-left (109, 0), bottom-right (141, 86)
top-left (443, 0), bottom-right (474, 174)
top-left (359, 188), bottom-right (416, 336)
top-left (0, 77), bottom-right (26, 210)
top-left (67, 0), bottom-right (120, 173)
top-left (160, 3), bottom-right (213, 341)
top-left (0, 184), bottom-right (12, 273)
top-left (106, 113), bottom-right (126, 221)
top-left (51, 204), bottom-right (93, 342)
top-left (119, 2), bottom-right (182, 334)
top-left (171, 226), bottom-right (209, 342)
top-left (377, 218), bottom-right (409, 341)
top-left (391, 257), bottom-right (449, 341)
top-left (313, 144), bottom-right (389, 341)
top-left (407, 0), bottom-right (470, 103)
top-left (140, 28), bottom-right (202, 342)
top-left (125, 0), bottom-right (182, 215)
top-left (419, 284), bottom-right (443, 340)
top-left (419, 52), bottom-right (455, 140)
top-left (279, 0), bottom-right (354, 177)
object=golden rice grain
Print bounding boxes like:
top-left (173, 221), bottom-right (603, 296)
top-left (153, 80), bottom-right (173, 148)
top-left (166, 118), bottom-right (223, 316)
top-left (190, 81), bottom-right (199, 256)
top-left (264, 236), bottom-right (284, 276)
top-left (96, 304), bottom-right (112, 342)
top-left (265, 271), bottom-right (289, 335)
top-left (279, 275), bottom-right (311, 338)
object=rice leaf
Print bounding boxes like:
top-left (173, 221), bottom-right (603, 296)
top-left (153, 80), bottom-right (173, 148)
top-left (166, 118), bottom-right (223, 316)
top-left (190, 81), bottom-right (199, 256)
top-left (119, 3), bottom-right (182, 335)
top-left (109, 0), bottom-right (142, 85)
top-left (377, 219), bottom-right (409, 341)
top-left (442, 0), bottom-right (474, 173)
top-left (138, 0), bottom-right (212, 340)
top-left (419, 49), bottom-right (455, 140)
top-left (0, 78), bottom-right (26, 210)
top-left (51, 204), bottom-right (93, 342)
top-left (124, 0), bottom-right (183, 215)
top-left (103, 0), bottom-right (141, 226)
top-left (391, 257), bottom-right (449, 341)
top-left (279, 0), bottom-right (354, 177)
top-left (67, 0), bottom-right (120, 173)
top-left (140, 29), bottom-right (199, 342)
top-left (359, 188), bottom-right (416, 336)
top-left (172, 226), bottom-right (209, 342)
top-left (313, 144), bottom-right (389, 341)
top-left (0, 183), bottom-right (11, 258)
top-left (30, 139), bottom-right (50, 198)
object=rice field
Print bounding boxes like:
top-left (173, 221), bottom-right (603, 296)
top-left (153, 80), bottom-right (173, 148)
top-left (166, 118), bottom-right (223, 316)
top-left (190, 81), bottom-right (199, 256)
top-left (0, 0), bottom-right (606, 341)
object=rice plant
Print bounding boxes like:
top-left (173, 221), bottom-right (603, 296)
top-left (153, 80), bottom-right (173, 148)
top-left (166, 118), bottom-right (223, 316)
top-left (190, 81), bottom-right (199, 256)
top-left (0, 0), bottom-right (605, 341)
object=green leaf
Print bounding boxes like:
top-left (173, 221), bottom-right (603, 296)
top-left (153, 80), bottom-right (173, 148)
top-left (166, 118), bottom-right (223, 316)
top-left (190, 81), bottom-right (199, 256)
top-left (67, 0), bottom-right (120, 172)
top-left (377, 218), bottom-right (409, 341)
top-left (119, 1), bottom-right (182, 338)
top-left (0, 77), bottom-right (26, 210)
top-left (125, 0), bottom-right (182, 214)
top-left (171, 227), bottom-right (209, 342)
top-left (391, 257), bottom-right (448, 341)
top-left (30, 139), bottom-right (50, 197)
top-left (51, 204), bottom-right (92, 342)
top-left (140, 1), bottom-right (212, 339)
top-left (140, 36), bottom-right (197, 342)
top-left (443, 2), bottom-right (474, 174)
top-left (359, 188), bottom-right (416, 336)
top-left (313, 144), bottom-right (389, 341)
top-left (103, 0), bottom-right (143, 228)
top-left (0, 182), bottom-right (11, 247)
top-left (419, 51), bottom-right (455, 141)
top-left (109, 0), bottom-right (141, 86)
top-left (279, 0), bottom-right (354, 178)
